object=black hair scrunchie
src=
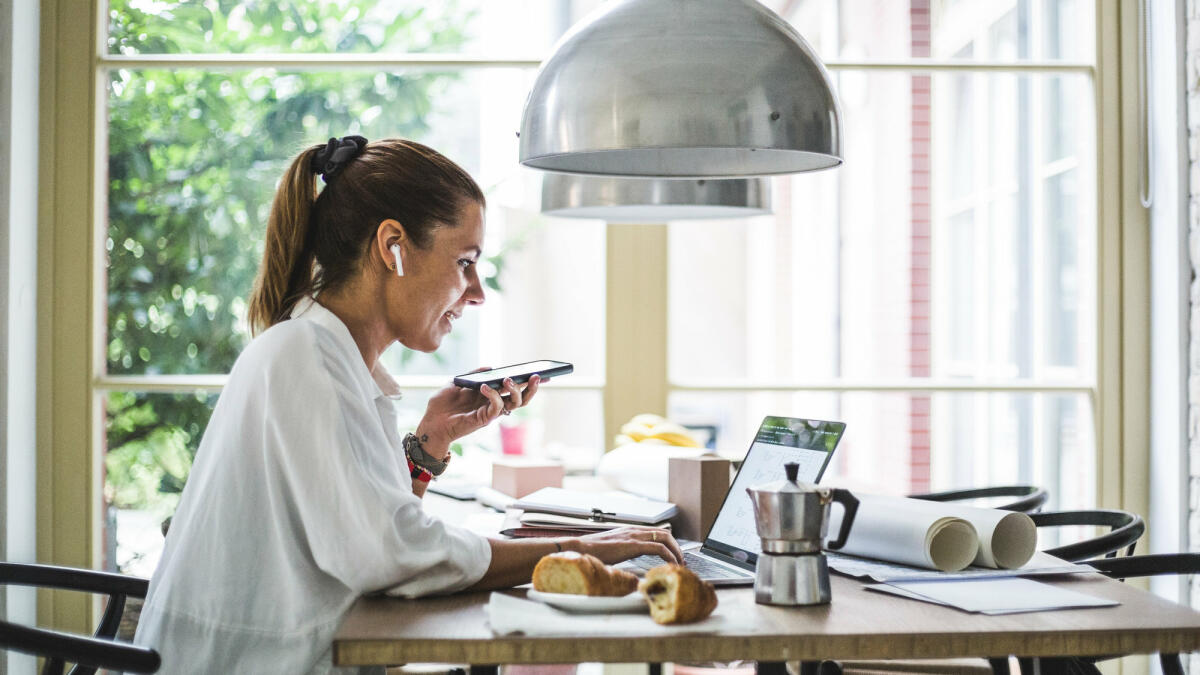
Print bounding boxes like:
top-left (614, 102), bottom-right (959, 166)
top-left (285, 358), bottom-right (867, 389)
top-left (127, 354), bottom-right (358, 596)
top-left (311, 135), bottom-right (368, 183)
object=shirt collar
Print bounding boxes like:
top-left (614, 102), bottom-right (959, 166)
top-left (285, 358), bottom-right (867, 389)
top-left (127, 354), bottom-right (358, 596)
top-left (290, 297), bottom-right (404, 401)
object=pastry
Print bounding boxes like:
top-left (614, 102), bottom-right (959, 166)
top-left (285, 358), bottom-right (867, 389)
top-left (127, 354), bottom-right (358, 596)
top-left (531, 551), bottom-right (639, 596)
top-left (638, 564), bottom-right (718, 624)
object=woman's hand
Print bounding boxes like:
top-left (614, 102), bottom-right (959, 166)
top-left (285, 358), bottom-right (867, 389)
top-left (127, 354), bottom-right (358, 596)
top-left (571, 527), bottom-right (684, 565)
top-left (415, 372), bottom-right (541, 459)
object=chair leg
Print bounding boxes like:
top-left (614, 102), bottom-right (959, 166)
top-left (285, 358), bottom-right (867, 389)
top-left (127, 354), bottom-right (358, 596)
top-left (988, 657), bottom-right (1010, 674)
top-left (469, 666), bottom-right (499, 675)
top-left (1159, 653), bottom-right (1184, 675)
top-left (649, 664), bottom-right (662, 675)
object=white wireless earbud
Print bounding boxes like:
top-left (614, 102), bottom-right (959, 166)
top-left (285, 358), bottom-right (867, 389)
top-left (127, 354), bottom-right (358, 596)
top-left (389, 244), bottom-right (404, 277)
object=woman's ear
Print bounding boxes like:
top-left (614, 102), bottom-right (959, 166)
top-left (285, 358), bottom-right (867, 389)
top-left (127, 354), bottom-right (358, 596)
top-left (375, 219), bottom-right (406, 274)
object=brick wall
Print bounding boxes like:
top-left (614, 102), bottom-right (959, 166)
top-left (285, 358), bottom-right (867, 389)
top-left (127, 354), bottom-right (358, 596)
top-left (910, 0), bottom-right (932, 493)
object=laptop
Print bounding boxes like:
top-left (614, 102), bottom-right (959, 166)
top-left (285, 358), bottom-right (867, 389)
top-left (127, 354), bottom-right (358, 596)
top-left (619, 415), bottom-right (846, 586)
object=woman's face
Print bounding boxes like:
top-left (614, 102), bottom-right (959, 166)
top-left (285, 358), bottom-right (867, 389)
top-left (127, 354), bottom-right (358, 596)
top-left (393, 202), bottom-right (486, 352)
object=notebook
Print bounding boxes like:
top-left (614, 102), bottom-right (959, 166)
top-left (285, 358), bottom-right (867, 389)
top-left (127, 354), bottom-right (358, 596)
top-left (619, 415), bottom-right (846, 586)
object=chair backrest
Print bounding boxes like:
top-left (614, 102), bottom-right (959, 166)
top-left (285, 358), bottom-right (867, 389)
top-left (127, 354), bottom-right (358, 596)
top-left (1030, 509), bottom-right (1145, 562)
top-left (1086, 552), bottom-right (1200, 578)
top-left (0, 562), bottom-right (160, 675)
top-left (908, 485), bottom-right (1049, 514)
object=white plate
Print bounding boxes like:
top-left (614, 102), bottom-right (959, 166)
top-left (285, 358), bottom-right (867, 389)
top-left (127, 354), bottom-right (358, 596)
top-left (526, 589), bottom-right (648, 614)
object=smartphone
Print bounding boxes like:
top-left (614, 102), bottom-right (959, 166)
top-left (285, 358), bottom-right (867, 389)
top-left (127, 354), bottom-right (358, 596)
top-left (453, 360), bottom-right (574, 390)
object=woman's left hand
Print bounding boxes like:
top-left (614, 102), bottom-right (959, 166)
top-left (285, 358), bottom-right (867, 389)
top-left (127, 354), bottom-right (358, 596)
top-left (415, 373), bottom-right (541, 459)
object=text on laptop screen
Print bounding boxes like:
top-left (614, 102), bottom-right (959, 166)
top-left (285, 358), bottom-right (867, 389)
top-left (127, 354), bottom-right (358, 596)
top-left (704, 417), bottom-right (846, 561)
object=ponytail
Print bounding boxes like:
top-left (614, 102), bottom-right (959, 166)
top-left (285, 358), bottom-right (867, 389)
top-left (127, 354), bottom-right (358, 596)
top-left (247, 145), bottom-right (322, 336)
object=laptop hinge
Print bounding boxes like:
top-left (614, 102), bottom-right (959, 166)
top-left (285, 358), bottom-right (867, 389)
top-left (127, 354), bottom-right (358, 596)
top-left (699, 546), bottom-right (757, 572)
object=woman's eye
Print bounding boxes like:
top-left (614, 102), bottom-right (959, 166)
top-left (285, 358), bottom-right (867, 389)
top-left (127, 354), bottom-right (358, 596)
top-left (458, 259), bottom-right (475, 269)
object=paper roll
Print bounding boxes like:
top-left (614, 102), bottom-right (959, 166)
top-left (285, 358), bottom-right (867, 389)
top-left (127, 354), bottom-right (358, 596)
top-left (828, 495), bottom-right (979, 571)
top-left (826, 493), bottom-right (1037, 572)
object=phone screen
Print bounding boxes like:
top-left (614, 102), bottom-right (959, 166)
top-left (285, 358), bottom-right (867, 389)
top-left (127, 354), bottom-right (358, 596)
top-left (455, 361), bottom-right (569, 384)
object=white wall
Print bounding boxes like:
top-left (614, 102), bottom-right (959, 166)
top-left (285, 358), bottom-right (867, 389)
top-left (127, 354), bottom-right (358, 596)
top-left (0, 0), bottom-right (39, 672)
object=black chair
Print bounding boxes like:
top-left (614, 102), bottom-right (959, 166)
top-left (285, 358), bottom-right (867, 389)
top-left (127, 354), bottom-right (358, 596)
top-left (1030, 509), bottom-right (1144, 561)
top-left (909, 485), bottom-right (1049, 514)
top-left (1017, 554), bottom-right (1200, 675)
top-left (0, 562), bottom-right (160, 674)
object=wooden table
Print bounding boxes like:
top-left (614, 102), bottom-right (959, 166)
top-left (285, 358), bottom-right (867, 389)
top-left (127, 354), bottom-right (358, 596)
top-left (333, 571), bottom-right (1200, 671)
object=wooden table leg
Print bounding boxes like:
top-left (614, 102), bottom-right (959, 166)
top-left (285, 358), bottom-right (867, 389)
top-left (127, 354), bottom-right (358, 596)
top-left (649, 663), bottom-right (663, 675)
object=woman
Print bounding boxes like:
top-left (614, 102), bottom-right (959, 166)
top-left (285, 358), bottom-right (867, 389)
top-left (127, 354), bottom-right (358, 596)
top-left (133, 136), bottom-right (683, 674)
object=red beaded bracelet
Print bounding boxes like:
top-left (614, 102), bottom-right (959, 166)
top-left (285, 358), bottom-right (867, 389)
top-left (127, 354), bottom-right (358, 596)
top-left (407, 456), bottom-right (433, 483)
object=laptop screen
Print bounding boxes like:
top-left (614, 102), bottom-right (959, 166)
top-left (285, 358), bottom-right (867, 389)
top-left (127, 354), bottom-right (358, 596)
top-left (702, 416), bottom-right (846, 565)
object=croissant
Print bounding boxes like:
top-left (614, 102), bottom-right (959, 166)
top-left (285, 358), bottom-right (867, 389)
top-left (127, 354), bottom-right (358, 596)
top-left (638, 564), bottom-right (718, 624)
top-left (532, 551), bottom-right (639, 597)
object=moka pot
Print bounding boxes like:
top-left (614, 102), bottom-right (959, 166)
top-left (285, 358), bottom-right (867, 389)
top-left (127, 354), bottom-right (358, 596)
top-left (746, 462), bottom-right (859, 606)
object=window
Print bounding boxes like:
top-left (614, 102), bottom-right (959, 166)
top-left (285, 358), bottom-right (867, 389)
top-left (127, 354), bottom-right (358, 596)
top-left (665, 0), bottom-right (1098, 510)
top-left (42, 1), bottom-right (1135, 613)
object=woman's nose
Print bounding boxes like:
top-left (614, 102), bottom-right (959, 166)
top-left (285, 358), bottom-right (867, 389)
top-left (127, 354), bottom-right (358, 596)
top-left (465, 272), bottom-right (485, 305)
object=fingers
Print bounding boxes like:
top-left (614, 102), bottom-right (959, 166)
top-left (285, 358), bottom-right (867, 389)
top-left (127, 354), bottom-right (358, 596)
top-left (477, 384), bottom-right (505, 422)
top-left (640, 528), bottom-right (682, 564)
top-left (650, 543), bottom-right (679, 564)
top-left (502, 377), bottom-right (523, 409)
top-left (522, 375), bottom-right (541, 406)
top-left (498, 375), bottom-right (539, 416)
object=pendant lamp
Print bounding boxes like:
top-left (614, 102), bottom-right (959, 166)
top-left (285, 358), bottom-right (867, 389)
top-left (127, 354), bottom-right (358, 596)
top-left (519, 0), bottom-right (842, 178)
top-left (541, 174), bottom-right (771, 222)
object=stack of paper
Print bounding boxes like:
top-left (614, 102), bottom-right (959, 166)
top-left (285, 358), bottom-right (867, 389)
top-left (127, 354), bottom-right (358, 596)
top-left (867, 577), bottom-right (1119, 615)
top-left (502, 487), bottom-right (677, 538)
top-left (500, 511), bottom-right (672, 538)
top-left (512, 487), bottom-right (678, 524)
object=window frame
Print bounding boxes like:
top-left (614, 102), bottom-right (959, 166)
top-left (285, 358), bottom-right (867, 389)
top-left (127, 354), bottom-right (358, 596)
top-left (37, 0), bottom-right (1148, 634)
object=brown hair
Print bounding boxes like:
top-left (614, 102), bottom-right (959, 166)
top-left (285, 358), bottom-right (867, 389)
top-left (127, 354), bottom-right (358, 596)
top-left (247, 138), bottom-right (485, 335)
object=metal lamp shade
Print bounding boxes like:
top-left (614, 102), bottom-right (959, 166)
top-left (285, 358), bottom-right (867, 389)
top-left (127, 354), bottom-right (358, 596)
top-left (519, 0), bottom-right (843, 178)
top-left (541, 174), bottom-right (771, 222)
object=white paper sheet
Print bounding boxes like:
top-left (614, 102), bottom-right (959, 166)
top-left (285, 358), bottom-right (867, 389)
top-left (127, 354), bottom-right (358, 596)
top-left (829, 551), bottom-right (1091, 583)
top-left (867, 577), bottom-right (1120, 614)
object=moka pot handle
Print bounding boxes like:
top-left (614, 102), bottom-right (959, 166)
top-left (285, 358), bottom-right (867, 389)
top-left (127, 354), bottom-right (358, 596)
top-left (825, 488), bottom-right (859, 551)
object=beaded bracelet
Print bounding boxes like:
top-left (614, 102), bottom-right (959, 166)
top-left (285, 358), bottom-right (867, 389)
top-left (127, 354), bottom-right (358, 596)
top-left (406, 456), bottom-right (434, 483)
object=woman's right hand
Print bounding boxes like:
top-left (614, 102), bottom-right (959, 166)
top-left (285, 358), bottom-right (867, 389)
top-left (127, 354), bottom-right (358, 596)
top-left (571, 527), bottom-right (684, 565)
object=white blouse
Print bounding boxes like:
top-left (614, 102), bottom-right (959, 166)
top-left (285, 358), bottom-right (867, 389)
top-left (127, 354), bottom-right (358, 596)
top-left (133, 299), bottom-right (492, 674)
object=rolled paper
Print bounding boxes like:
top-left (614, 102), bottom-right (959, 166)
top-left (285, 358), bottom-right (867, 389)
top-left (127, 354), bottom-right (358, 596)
top-left (826, 493), bottom-right (1037, 572)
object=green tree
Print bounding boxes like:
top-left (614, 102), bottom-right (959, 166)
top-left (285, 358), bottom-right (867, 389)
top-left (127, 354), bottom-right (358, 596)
top-left (104, 0), bottom-right (476, 516)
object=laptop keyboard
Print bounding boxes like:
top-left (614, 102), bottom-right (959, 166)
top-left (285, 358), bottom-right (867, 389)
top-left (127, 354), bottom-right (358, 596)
top-left (625, 551), bottom-right (752, 580)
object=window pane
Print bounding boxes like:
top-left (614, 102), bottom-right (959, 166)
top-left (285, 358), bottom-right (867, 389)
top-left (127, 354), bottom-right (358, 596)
top-left (667, 390), bottom-right (1095, 509)
top-left (103, 391), bottom-right (219, 574)
top-left (668, 72), bottom-right (1095, 383)
top-left (760, 0), bottom-right (1094, 63)
top-left (106, 66), bottom-right (603, 380)
top-left (107, 0), bottom-right (606, 56)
